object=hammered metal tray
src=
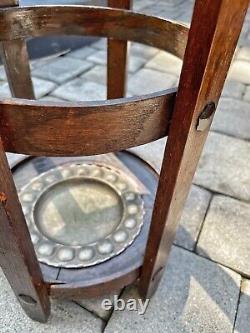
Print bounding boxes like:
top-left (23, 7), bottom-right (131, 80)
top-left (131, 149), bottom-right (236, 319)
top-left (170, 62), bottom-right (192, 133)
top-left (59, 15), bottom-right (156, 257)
top-left (18, 162), bottom-right (145, 268)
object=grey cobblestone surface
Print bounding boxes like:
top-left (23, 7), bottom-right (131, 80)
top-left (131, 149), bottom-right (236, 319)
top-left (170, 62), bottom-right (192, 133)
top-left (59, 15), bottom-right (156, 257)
top-left (0, 1), bottom-right (250, 332)
top-left (105, 247), bottom-right (241, 333)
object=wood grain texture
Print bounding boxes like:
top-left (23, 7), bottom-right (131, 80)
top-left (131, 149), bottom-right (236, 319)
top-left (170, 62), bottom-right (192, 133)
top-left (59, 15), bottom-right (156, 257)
top-left (0, 141), bottom-right (50, 322)
top-left (0, 0), bottom-right (34, 99)
top-left (107, 0), bottom-right (131, 99)
top-left (0, 40), bottom-right (34, 99)
top-left (139, 0), bottom-right (249, 299)
top-left (0, 0), bottom-right (246, 320)
top-left (0, 6), bottom-right (188, 58)
top-left (50, 270), bottom-right (139, 299)
top-left (0, 90), bottom-right (176, 156)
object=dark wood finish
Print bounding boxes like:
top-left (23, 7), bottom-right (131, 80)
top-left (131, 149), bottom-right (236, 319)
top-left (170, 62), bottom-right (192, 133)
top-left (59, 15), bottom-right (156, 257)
top-left (0, 1), bottom-right (34, 99)
top-left (0, 6), bottom-right (188, 58)
top-left (0, 90), bottom-right (176, 156)
top-left (107, 0), bottom-right (131, 99)
top-left (139, 0), bottom-right (249, 299)
top-left (0, 1), bottom-right (247, 323)
top-left (0, 0), bottom-right (19, 7)
top-left (50, 270), bottom-right (139, 299)
top-left (0, 142), bottom-right (50, 322)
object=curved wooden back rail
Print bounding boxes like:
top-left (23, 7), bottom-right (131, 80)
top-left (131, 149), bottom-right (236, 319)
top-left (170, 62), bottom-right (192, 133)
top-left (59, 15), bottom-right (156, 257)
top-left (0, 91), bottom-right (175, 156)
top-left (0, 0), bottom-right (248, 324)
top-left (0, 5), bottom-right (189, 156)
top-left (0, 6), bottom-right (188, 57)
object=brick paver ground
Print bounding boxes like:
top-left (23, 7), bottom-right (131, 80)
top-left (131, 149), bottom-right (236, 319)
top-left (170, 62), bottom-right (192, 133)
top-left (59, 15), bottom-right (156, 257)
top-left (1, 1), bottom-right (250, 332)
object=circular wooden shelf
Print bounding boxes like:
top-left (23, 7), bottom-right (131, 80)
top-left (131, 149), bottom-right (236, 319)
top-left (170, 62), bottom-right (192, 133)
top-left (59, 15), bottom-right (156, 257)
top-left (12, 151), bottom-right (158, 298)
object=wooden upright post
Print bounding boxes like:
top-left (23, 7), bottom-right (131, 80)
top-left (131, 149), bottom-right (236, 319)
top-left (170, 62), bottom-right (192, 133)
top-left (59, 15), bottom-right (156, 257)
top-left (139, 0), bottom-right (249, 299)
top-left (0, 0), bottom-right (34, 99)
top-left (0, 141), bottom-right (50, 322)
top-left (0, 1), bottom-right (49, 322)
top-left (107, 0), bottom-right (131, 99)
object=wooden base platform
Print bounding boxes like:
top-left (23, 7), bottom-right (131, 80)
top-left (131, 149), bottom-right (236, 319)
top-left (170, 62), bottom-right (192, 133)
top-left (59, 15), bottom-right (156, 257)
top-left (12, 151), bottom-right (158, 298)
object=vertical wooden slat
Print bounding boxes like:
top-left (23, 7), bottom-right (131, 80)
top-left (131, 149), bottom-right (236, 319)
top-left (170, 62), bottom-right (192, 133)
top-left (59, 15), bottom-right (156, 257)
top-left (107, 0), bottom-right (132, 99)
top-left (0, 0), bottom-right (34, 99)
top-left (0, 141), bottom-right (50, 322)
top-left (0, 0), bottom-right (49, 322)
top-left (139, 0), bottom-right (249, 299)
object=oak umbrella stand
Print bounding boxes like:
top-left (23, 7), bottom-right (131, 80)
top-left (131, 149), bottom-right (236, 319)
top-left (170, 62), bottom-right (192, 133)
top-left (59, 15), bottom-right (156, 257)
top-left (0, 0), bottom-right (248, 323)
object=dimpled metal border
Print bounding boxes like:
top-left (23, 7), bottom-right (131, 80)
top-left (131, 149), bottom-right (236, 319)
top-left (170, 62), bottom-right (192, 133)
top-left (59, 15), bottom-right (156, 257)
top-left (18, 163), bottom-right (145, 268)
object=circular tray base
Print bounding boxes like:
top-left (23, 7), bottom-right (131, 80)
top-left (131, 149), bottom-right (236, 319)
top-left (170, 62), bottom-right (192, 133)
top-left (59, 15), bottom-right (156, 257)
top-left (12, 152), bottom-right (158, 287)
top-left (18, 162), bottom-right (144, 268)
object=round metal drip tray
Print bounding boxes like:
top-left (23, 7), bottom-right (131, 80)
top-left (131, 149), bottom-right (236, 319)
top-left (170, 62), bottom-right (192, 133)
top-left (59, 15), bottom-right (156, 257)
top-left (19, 163), bottom-right (145, 268)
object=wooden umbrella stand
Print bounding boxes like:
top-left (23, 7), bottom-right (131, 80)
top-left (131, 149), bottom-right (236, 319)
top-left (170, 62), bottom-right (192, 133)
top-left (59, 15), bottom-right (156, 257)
top-left (0, 0), bottom-right (248, 323)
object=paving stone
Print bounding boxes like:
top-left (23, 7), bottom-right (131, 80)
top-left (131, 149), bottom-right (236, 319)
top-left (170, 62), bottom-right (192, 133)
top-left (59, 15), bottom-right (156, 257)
top-left (33, 57), bottom-right (93, 84)
top-left (238, 21), bottom-right (250, 48)
top-left (81, 65), bottom-right (106, 85)
top-left (87, 50), bottom-right (147, 73)
top-left (221, 80), bottom-right (245, 99)
top-left (133, 0), bottom-right (155, 11)
top-left (130, 43), bottom-right (159, 60)
top-left (128, 56), bottom-right (148, 73)
top-left (145, 51), bottom-right (182, 77)
top-left (131, 141), bottom-right (211, 251)
top-left (76, 291), bottom-right (121, 320)
top-left (228, 60), bottom-right (250, 85)
top-left (67, 46), bottom-right (96, 60)
top-left (211, 98), bottom-right (250, 140)
top-left (234, 279), bottom-right (250, 333)
top-left (39, 96), bottom-right (66, 102)
top-left (52, 78), bottom-right (106, 101)
top-left (158, 0), bottom-right (187, 7)
top-left (141, 3), bottom-right (183, 20)
top-left (105, 246), bottom-right (240, 333)
top-left (176, 10), bottom-right (193, 24)
top-left (197, 195), bottom-right (250, 276)
top-left (33, 78), bottom-right (57, 99)
top-left (0, 61), bottom-right (38, 81)
top-left (91, 38), bottom-right (107, 50)
top-left (0, 65), bottom-right (6, 81)
top-left (175, 185), bottom-right (212, 250)
top-left (7, 153), bottom-right (27, 168)
top-left (87, 50), bottom-right (107, 65)
top-left (0, 77), bottom-right (57, 99)
top-left (194, 132), bottom-right (250, 201)
top-left (236, 47), bottom-right (250, 61)
top-left (243, 85), bottom-right (250, 102)
top-left (0, 269), bottom-right (103, 333)
top-left (129, 138), bottom-right (166, 173)
top-left (128, 68), bottom-right (177, 95)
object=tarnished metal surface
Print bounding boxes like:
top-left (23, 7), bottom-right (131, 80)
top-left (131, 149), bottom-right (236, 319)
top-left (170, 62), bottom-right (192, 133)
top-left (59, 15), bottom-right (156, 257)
top-left (18, 163), bottom-right (145, 268)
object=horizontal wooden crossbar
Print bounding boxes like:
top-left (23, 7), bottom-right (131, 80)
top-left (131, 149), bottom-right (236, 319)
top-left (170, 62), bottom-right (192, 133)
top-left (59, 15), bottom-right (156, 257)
top-left (0, 6), bottom-right (188, 156)
top-left (0, 90), bottom-right (175, 156)
top-left (0, 6), bottom-right (188, 57)
top-left (49, 269), bottom-right (139, 299)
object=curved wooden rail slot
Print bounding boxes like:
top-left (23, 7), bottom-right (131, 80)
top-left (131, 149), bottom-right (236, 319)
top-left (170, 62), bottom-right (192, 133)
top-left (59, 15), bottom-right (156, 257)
top-left (0, 90), bottom-right (176, 156)
top-left (0, 6), bottom-right (188, 58)
top-left (49, 270), bottom-right (139, 299)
